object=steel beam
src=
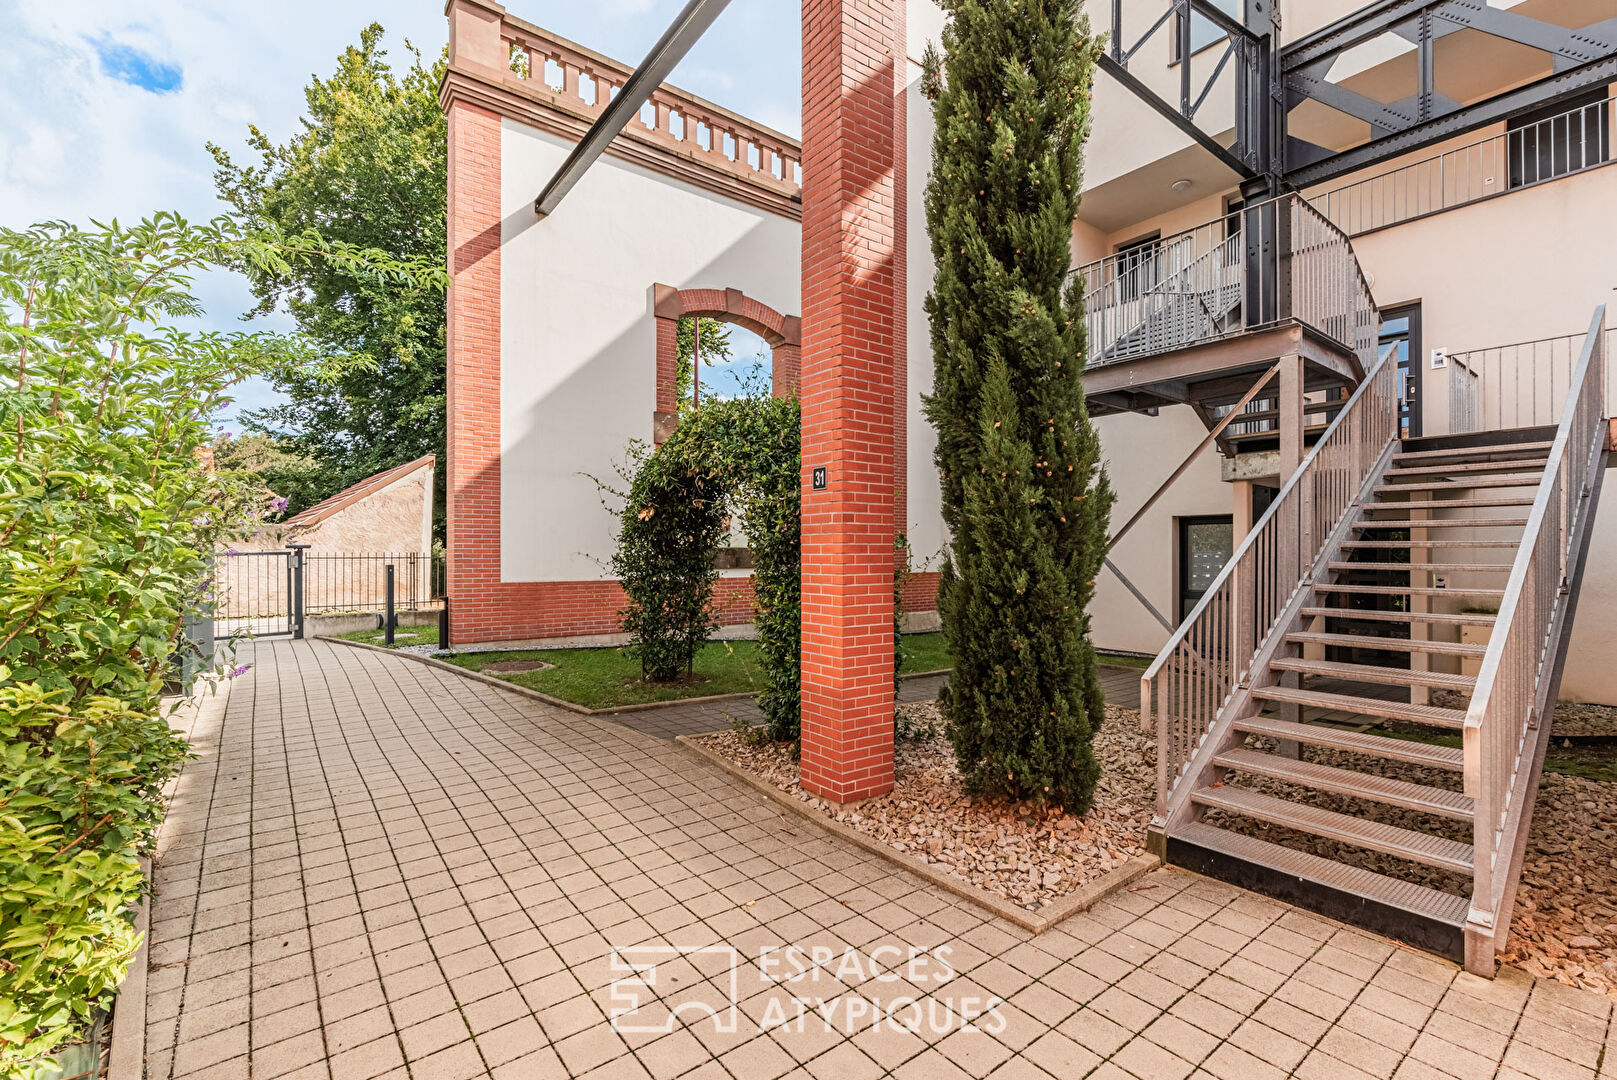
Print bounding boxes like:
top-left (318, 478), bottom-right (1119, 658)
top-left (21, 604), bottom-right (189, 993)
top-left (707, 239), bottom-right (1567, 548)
top-left (1287, 54), bottom-right (1617, 188)
top-left (1097, 54), bottom-right (1256, 179)
top-left (1281, 0), bottom-right (1617, 187)
top-left (533, 0), bottom-right (732, 218)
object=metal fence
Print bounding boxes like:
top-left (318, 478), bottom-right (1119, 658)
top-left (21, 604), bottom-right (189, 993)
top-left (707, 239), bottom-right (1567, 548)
top-left (1308, 94), bottom-right (1615, 237)
top-left (213, 550), bottom-right (295, 636)
top-left (212, 549), bottom-right (446, 637)
top-left (1448, 327), bottom-right (1617, 435)
top-left (304, 552), bottom-right (446, 616)
top-left (1074, 193), bottom-right (1378, 373)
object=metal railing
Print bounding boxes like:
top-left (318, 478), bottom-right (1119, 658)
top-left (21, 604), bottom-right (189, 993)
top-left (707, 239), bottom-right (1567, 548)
top-left (1076, 194), bottom-right (1378, 372)
top-left (304, 552), bottom-right (446, 615)
top-left (1141, 343), bottom-right (1399, 816)
top-left (1309, 95), bottom-right (1615, 237)
top-left (1466, 306), bottom-right (1607, 959)
top-left (1449, 328), bottom-right (1617, 435)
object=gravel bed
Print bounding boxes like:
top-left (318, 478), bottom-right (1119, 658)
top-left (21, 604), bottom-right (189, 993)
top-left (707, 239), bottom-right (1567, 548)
top-left (1552, 701), bottom-right (1617, 740)
top-left (697, 701), bottom-right (1154, 910)
top-left (1430, 689), bottom-right (1617, 740)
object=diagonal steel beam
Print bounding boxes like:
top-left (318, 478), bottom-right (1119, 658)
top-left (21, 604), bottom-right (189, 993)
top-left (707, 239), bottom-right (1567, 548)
top-left (533, 0), bottom-right (732, 218)
top-left (1097, 53), bottom-right (1257, 179)
top-left (1106, 364), bottom-right (1280, 552)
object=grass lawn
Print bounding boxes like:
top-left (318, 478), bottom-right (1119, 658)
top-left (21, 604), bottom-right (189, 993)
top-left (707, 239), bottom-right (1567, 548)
top-left (336, 624), bottom-right (1151, 709)
top-left (1367, 721), bottom-right (1617, 783)
top-left (339, 622), bottom-right (440, 648)
top-left (1097, 651), bottom-right (1153, 669)
top-left (351, 632), bottom-right (952, 711)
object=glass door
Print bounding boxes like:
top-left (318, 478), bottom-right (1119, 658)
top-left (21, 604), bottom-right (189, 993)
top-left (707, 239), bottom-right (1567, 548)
top-left (1380, 305), bottom-right (1422, 439)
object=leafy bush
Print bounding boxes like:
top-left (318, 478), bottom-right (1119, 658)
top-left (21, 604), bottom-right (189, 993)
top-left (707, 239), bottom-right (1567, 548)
top-left (610, 396), bottom-right (802, 737)
top-left (0, 214), bottom-right (441, 1073)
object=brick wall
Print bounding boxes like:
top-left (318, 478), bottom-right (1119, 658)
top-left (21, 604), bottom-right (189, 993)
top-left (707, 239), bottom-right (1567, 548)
top-left (798, 0), bottom-right (903, 803)
top-left (444, 98), bottom-right (506, 647)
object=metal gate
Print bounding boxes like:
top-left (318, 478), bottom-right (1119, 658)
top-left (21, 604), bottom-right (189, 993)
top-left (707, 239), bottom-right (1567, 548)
top-left (214, 548), bottom-right (303, 638)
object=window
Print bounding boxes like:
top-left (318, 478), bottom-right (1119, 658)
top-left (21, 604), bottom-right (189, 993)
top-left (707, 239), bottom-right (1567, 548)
top-left (1507, 89), bottom-right (1610, 190)
top-left (1178, 516), bottom-right (1234, 622)
top-left (1172, 0), bottom-right (1241, 63)
top-left (1115, 233), bottom-right (1162, 302)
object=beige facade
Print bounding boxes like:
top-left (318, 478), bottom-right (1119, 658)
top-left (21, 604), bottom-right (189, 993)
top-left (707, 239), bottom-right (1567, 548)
top-left (1068, 0), bottom-right (1617, 702)
top-left (222, 456), bottom-right (437, 618)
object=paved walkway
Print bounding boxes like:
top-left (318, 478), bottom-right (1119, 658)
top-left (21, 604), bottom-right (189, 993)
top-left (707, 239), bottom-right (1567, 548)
top-left (609, 667), bottom-right (1140, 742)
top-left (144, 639), bottom-right (1616, 1080)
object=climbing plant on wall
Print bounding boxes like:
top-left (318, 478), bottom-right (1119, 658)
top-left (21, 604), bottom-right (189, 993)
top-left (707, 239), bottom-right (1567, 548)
top-left (922, 0), bottom-right (1115, 812)
top-left (610, 396), bottom-right (803, 738)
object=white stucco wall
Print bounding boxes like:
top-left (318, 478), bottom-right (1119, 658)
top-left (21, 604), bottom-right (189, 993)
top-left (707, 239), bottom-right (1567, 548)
top-left (906, 0), bottom-right (948, 570)
top-left (1089, 409), bottom-right (1236, 655)
top-left (499, 119), bottom-right (800, 582)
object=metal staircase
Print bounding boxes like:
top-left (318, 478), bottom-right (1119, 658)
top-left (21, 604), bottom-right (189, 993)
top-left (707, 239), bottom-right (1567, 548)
top-left (1142, 308), bottom-right (1610, 974)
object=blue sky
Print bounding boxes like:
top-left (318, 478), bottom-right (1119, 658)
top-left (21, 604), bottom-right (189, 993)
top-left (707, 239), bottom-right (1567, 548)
top-left (0, 0), bottom-right (801, 424)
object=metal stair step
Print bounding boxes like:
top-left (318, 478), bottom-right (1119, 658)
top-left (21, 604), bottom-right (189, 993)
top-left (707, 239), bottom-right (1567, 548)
top-left (1393, 441), bottom-right (1552, 464)
top-left (1213, 747), bottom-right (1475, 819)
top-left (1313, 584), bottom-right (1505, 599)
top-left (1328, 561), bottom-right (1513, 573)
top-left (1269, 657), bottom-right (1476, 692)
top-left (1340, 539), bottom-right (1520, 549)
top-left (1232, 714), bottom-right (1464, 769)
top-left (1287, 630), bottom-right (1486, 657)
top-left (1299, 607), bottom-right (1496, 627)
top-left (1352, 517), bottom-right (1528, 530)
top-left (1171, 822), bottom-right (1471, 927)
top-left (1384, 461), bottom-right (1547, 479)
top-left (1365, 496), bottom-right (1537, 510)
top-left (1249, 684), bottom-right (1468, 727)
top-left (1374, 476), bottom-right (1542, 493)
top-left (1192, 785), bottom-right (1474, 875)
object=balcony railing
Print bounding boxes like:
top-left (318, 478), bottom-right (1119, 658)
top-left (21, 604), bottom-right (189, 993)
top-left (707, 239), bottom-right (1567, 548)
top-left (1308, 94), bottom-right (1615, 238)
top-left (1449, 327), bottom-right (1617, 435)
top-left (1075, 193), bottom-right (1378, 373)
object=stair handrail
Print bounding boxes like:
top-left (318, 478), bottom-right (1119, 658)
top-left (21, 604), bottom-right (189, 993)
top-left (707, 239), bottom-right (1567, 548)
top-left (1465, 305), bottom-right (1608, 964)
top-left (1141, 341), bottom-right (1398, 819)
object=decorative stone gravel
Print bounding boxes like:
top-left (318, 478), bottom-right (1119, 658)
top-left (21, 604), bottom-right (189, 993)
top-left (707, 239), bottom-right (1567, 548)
top-left (697, 701), bottom-right (1154, 910)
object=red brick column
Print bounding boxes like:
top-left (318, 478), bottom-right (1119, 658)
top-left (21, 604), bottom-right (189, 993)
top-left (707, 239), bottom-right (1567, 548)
top-left (798, 0), bottom-right (900, 803)
top-left (445, 97), bottom-right (503, 648)
top-left (772, 343), bottom-right (801, 397)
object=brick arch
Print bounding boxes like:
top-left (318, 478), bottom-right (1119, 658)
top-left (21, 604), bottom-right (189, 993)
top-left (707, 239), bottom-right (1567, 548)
top-left (651, 283), bottom-right (802, 440)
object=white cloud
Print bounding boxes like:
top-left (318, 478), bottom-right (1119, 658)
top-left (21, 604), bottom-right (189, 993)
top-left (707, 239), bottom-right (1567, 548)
top-left (0, 0), bottom-right (799, 425)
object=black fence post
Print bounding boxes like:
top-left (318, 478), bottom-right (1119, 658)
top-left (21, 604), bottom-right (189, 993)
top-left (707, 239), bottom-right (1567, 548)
top-left (286, 543), bottom-right (311, 639)
top-left (439, 596), bottom-right (450, 651)
top-left (385, 564), bottom-right (396, 647)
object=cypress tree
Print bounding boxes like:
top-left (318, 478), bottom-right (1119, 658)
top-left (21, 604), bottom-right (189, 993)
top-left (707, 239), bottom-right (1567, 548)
top-left (922, 0), bottom-right (1114, 811)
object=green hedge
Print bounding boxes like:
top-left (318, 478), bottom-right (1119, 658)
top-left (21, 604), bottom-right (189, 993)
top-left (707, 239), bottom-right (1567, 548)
top-left (0, 215), bottom-right (440, 1074)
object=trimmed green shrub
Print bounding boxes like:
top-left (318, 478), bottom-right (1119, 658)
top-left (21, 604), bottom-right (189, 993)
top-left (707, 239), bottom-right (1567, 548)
top-left (922, 1), bottom-right (1116, 811)
top-left (610, 396), bottom-right (803, 738)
